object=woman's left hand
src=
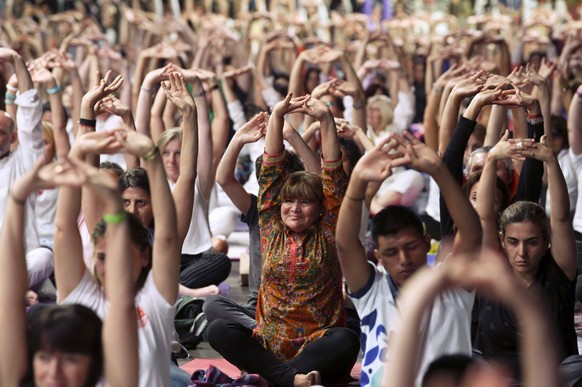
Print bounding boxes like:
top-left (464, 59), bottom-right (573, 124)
top-left (114, 130), bottom-right (156, 159)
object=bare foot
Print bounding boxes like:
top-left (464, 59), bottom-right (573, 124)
top-left (293, 371), bottom-right (321, 387)
top-left (26, 290), bottom-right (39, 306)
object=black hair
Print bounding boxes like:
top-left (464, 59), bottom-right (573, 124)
top-left (99, 161), bottom-right (124, 177)
top-left (339, 138), bottom-right (362, 175)
top-left (272, 70), bottom-right (290, 96)
top-left (365, 83), bottom-right (390, 98)
top-left (303, 66), bottom-right (321, 93)
top-left (119, 167), bottom-right (150, 196)
top-left (422, 354), bottom-right (474, 387)
top-left (551, 114), bottom-right (568, 149)
top-left (372, 206), bottom-right (425, 244)
top-left (25, 304), bottom-right (103, 387)
top-left (463, 171), bottom-right (510, 214)
top-left (499, 201), bottom-right (550, 245)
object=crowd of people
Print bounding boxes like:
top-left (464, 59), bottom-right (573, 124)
top-left (2, 0), bottom-right (582, 386)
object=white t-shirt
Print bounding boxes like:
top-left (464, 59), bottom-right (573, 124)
top-left (173, 178), bottom-right (213, 254)
top-left (35, 187), bottom-right (58, 248)
top-left (349, 263), bottom-right (474, 387)
top-left (96, 114), bottom-right (126, 169)
top-left (60, 271), bottom-right (174, 387)
top-left (0, 89), bottom-right (44, 252)
top-left (546, 149), bottom-right (577, 216)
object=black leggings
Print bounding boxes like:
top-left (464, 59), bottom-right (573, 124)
top-left (179, 250), bottom-right (231, 289)
top-left (206, 319), bottom-right (360, 387)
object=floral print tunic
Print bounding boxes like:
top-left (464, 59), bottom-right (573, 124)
top-left (253, 151), bottom-right (348, 361)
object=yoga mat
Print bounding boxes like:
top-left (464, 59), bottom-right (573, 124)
top-left (180, 358), bottom-right (362, 380)
top-left (180, 358), bottom-right (240, 378)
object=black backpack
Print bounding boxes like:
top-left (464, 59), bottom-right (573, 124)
top-left (174, 296), bottom-right (207, 350)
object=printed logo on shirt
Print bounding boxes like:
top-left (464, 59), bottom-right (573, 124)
top-left (136, 307), bottom-right (148, 328)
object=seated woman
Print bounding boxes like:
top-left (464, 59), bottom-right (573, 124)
top-left (1, 158), bottom-right (138, 387)
top-left (53, 72), bottom-right (181, 387)
top-left (206, 94), bottom-right (360, 387)
top-left (151, 72), bottom-right (231, 297)
top-left (473, 133), bottom-right (578, 381)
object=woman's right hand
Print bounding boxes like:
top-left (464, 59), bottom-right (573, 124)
top-left (236, 112), bottom-right (268, 144)
top-left (352, 135), bottom-right (400, 182)
top-left (162, 72), bottom-right (196, 115)
top-left (83, 70), bottom-right (124, 106)
top-left (272, 93), bottom-right (311, 117)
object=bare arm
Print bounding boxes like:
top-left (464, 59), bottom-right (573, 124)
top-left (0, 184), bottom-right (30, 387)
top-left (216, 113), bottom-right (268, 214)
top-left (337, 137), bottom-right (400, 292)
top-left (533, 139), bottom-right (577, 280)
top-left (164, 73), bottom-right (198, 247)
top-left (150, 87), bottom-right (167, 142)
top-left (283, 120), bottom-right (321, 175)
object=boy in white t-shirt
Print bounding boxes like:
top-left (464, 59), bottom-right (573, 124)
top-left (337, 133), bottom-right (482, 387)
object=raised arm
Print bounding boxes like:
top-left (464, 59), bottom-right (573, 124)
top-left (302, 97), bottom-right (341, 161)
top-left (163, 73), bottom-right (198, 247)
top-left (337, 136), bottom-right (400, 292)
top-left (116, 130), bottom-right (180, 303)
top-left (531, 137), bottom-right (577, 281)
top-left (83, 164), bottom-right (138, 387)
top-left (216, 113), bottom-right (268, 214)
top-left (439, 73), bottom-right (486, 156)
top-left (265, 93), bottom-right (309, 155)
top-left (396, 132), bottom-right (482, 254)
top-left (283, 120), bottom-right (321, 175)
top-left (135, 64), bottom-right (171, 140)
top-left (476, 132), bottom-right (528, 250)
top-left (78, 71), bottom-right (125, 234)
top-left (0, 175), bottom-right (33, 387)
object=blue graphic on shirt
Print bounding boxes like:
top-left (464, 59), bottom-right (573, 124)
top-left (359, 309), bottom-right (388, 386)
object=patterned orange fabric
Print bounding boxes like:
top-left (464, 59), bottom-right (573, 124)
top-left (253, 151), bottom-right (348, 361)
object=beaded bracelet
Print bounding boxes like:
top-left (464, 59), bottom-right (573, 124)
top-left (103, 211), bottom-right (128, 225)
top-left (4, 99), bottom-right (15, 106)
top-left (5, 92), bottom-right (16, 100)
top-left (143, 146), bottom-right (159, 161)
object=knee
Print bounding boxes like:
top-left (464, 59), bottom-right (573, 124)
top-left (202, 295), bottom-right (226, 319)
top-left (206, 319), bottom-right (241, 350)
top-left (330, 328), bottom-right (360, 358)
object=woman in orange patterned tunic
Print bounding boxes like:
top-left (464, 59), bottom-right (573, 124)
top-left (207, 94), bottom-right (360, 387)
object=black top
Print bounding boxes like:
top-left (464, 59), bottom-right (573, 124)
top-left (473, 253), bottom-right (578, 379)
